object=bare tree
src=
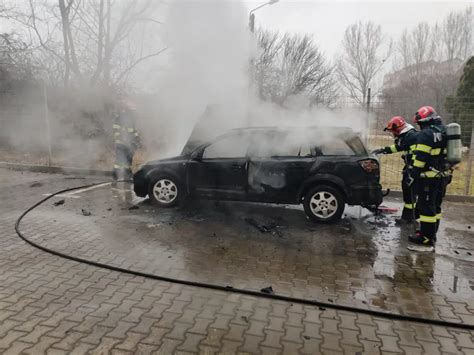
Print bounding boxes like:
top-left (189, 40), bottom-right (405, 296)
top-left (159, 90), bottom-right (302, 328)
top-left (3, 0), bottom-right (166, 88)
top-left (398, 23), bottom-right (436, 69)
top-left (441, 7), bottom-right (473, 62)
top-left (382, 7), bottom-right (471, 120)
top-left (336, 21), bottom-right (391, 105)
top-left (256, 30), bottom-right (336, 107)
top-left (0, 32), bottom-right (35, 85)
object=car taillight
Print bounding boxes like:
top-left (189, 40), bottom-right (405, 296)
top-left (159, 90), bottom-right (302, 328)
top-left (359, 159), bottom-right (379, 174)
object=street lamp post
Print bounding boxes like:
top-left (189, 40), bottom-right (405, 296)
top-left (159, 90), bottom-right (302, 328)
top-left (249, 0), bottom-right (279, 33)
top-left (247, 0), bottom-right (279, 125)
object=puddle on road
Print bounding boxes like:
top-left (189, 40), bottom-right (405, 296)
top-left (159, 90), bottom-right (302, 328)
top-left (346, 201), bottom-right (474, 299)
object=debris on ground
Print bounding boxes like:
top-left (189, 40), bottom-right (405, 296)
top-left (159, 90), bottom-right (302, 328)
top-left (367, 217), bottom-right (391, 228)
top-left (241, 316), bottom-right (249, 323)
top-left (81, 208), bottom-right (92, 216)
top-left (303, 335), bottom-right (311, 340)
top-left (260, 286), bottom-right (274, 294)
top-left (53, 199), bottom-right (65, 206)
top-left (244, 218), bottom-right (284, 237)
top-left (340, 221), bottom-right (352, 232)
top-left (128, 205), bottom-right (139, 210)
top-left (30, 182), bottom-right (43, 188)
top-left (106, 208), bottom-right (112, 211)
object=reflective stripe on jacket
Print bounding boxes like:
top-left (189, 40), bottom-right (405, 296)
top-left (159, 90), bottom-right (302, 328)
top-left (411, 124), bottom-right (448, 179)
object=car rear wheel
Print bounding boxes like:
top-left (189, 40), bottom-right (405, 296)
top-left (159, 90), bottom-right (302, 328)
top-left (148, 176), bottom-right (182, 207)
top-left (303, 185), bottom-right (345, 223)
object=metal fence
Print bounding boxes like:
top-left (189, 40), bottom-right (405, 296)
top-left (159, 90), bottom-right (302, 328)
top-left (364, 96), bottom-right (474, 196)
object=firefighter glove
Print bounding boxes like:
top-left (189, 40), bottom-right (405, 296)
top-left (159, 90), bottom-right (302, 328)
top-left (371, 148), bottom-right (385, 155)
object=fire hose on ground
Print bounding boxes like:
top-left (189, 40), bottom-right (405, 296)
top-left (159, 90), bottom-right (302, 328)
top-left (14, 181), bottom-right (474, 331)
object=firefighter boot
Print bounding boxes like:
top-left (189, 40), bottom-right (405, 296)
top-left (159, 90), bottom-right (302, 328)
top-left (408, 233), bottom-right (434, 247)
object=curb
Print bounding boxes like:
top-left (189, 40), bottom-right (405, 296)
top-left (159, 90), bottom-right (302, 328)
top-left (0, 161), bottom-right (113, 177)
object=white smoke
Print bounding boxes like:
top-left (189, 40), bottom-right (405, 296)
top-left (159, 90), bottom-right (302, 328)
top-left (139, 0), bottom-right (255, 157)
top-left (134, 0), bottom-right (370, 160)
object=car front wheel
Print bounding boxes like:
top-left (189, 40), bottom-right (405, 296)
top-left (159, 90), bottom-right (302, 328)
top-left (303, 185), bottom-right (345, 223)
top-left (148, 176), bottom-right (182, 207)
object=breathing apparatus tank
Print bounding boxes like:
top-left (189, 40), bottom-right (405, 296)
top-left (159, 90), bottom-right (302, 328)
top-left (446, 123), bottom-right (462, 165)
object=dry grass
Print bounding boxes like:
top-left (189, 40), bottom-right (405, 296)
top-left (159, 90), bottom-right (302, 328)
top-left (367, 135), bottom-right (473, 196)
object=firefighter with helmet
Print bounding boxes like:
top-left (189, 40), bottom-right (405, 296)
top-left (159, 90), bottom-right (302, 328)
top-left (113, 98), bottom-right (140, 181)
top-left (408, 106), bottom-right (450, 247)
top-left (373, 116), bottom-right (419, 223)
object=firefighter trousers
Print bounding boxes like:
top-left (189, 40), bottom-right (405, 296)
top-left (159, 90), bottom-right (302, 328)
top-left (401, 170), bottom-right (418, 221)
top-left (114, 144), bottom-right (134, 180)
top-left (417, 178), bottom-right (444, 241)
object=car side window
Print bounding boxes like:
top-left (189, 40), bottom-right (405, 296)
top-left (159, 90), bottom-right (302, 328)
top-left (203, 134), bottom-right (249, 159)
top-left (319, 138), bottom-right (355, 156)
top-left (249, 133), bottom-right (312, 158)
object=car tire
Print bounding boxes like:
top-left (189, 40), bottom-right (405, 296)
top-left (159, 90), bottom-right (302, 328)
top-left (148, 175), bottom-right (183, 207)
top-left (303, 185), bottom-right (345, 223)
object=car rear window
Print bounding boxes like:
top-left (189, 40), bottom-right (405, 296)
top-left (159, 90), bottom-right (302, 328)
top-left (318, 136), bottom-right (365, 156)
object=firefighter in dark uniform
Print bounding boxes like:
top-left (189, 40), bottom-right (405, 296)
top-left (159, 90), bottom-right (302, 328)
top-left (408, 106), bottom-right (450, 247)
top-left (373, 116), bottom-right (419, 223)
top-left (113, 100), bottom-right (140, 181)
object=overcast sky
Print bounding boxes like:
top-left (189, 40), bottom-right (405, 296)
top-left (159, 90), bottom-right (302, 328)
top-left (243, 1), bottom-right (472, 58)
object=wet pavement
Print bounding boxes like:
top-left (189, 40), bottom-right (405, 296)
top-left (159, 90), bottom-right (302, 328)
top-left (1, 167), bottom-right (474, 353)
top-left (20, 175), bottom-right (474, 322)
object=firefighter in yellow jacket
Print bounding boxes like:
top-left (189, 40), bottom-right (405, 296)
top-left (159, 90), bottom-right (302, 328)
top-left (113, 100), bottom-right (140, 180)
top-left (408, 106), bottom-right (450, 247)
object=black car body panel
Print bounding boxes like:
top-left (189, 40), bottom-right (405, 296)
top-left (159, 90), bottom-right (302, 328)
top-left (134, 127), bottom-right (383, 208)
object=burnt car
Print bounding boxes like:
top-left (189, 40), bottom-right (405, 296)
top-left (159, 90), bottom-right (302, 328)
top-left (133, 127), bottom-right (383, 223)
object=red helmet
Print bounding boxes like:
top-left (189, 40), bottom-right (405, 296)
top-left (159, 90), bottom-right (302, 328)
top-left (413, 106), bottom-right (436, 124)
top-left (384, 116), bottom-right (407, 136)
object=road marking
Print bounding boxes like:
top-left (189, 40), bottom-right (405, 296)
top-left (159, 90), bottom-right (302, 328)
top-left (43, 182), bottom-right (111, 198)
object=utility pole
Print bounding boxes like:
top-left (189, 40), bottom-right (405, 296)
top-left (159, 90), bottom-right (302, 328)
top-left (365, 87), bottom-right (371, 146)
top-left (42, 80), bottom-right (53, 166)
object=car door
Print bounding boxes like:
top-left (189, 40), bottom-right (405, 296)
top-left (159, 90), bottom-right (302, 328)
top-left (187, 132), bottom-right (250, 200)
top-left (247, 131), bottom-right (315, 203)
